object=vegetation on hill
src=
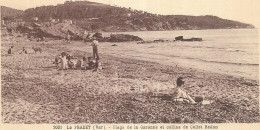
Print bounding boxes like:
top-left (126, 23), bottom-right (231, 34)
top-left (2, 1), bottom-right (255, 31)
top-left (1, 6), bottom-right (24, 21)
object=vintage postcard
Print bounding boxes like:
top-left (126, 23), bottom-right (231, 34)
top-left (0, 0), bottom-right (259, 130)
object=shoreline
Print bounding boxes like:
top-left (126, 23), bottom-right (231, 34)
top-left (100, 28), bottom-right (258, 35)
top-left (67, 41), bottom-right (259, 81)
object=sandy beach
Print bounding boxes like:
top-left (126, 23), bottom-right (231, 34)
top-left (1, 34), bottom-right (259, 123)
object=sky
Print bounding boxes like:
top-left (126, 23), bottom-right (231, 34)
top-left (1, 0), bottom-right (260, 28)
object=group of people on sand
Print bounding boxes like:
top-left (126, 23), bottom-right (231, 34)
top-left (54, 36), bottom-right (101, 71)
top-left (7, 46), bottom-right (41, 54)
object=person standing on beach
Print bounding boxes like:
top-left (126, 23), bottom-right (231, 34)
top-left (171, 77), bottom-right (197, 104)
top-left (8, 46), bottom-right (14, 54)
top-left (92, 37), bottom-right (100, 70)
top-left (67, 30), bottom-right (71, 43)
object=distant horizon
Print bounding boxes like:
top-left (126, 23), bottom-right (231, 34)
top-left (1, 0), bottom-right (259, 28)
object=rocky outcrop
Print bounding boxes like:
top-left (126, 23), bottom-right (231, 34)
top-left (175, 36), bottom-right (202, 42)
top-left (92, 32), bottom-right (103, 39)
top-left (39, 23), bottom-right (84, 40)
top-left (15, 23), bottom-right (84, 40)
top-left (107, 34), bottom-right (143, 42)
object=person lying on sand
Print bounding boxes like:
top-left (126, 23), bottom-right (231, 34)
top-left (67, 55), bottom-right (84, 69)
top-left (76, 57), bottom-right (87, 69)
top-left (171, 77), bottom-right (197, 104)
top-left (32, 47), bottom-right (42, 53)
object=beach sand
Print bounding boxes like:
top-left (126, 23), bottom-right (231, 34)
top-left (1, 36), bottom-right (259, 123)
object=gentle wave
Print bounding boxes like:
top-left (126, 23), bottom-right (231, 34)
top-left (142, 51), bottom-right (259, 66)
top-left (189, 46), bottom-right (247, 53)
top-left (170, 55), bottom-right (259, 66)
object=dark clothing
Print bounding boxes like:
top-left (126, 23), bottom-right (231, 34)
top-left (92, 40), bottom-right (100, 70)
top-left (8, 48), bottom-right (12, 54)
top-left (93, 45), bottom-right (99, 60)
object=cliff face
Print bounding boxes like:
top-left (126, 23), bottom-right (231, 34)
top-left (2, 1), bottom-right (255, 32)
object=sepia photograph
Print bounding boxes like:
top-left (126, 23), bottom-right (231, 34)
top-left (0, 0), bottom-right (259, 128)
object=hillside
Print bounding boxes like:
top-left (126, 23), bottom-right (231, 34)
top-left (1, 6), bottom-right (24, 20)
top-left (4, 1), bottom-right (255, 31)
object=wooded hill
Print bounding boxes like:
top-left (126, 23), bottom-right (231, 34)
top-left (1, 6), bottom-right (24, 21)
top-left (2, 1), bottom-right (255, 31)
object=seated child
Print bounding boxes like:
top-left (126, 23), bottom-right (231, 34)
top-left (86, 57), bottom-right (96, 70)
top-left (86, 57), bottom-right (102, 71)
top-left (171, 77), bottom-right (197, 104)
top-left (20, 47), bottom-right (27, 54)
top-left (60, 52), bottom-right (68, 70)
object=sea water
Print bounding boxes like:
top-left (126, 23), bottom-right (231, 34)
top-left (107, 29), bottom-right (259, 80)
